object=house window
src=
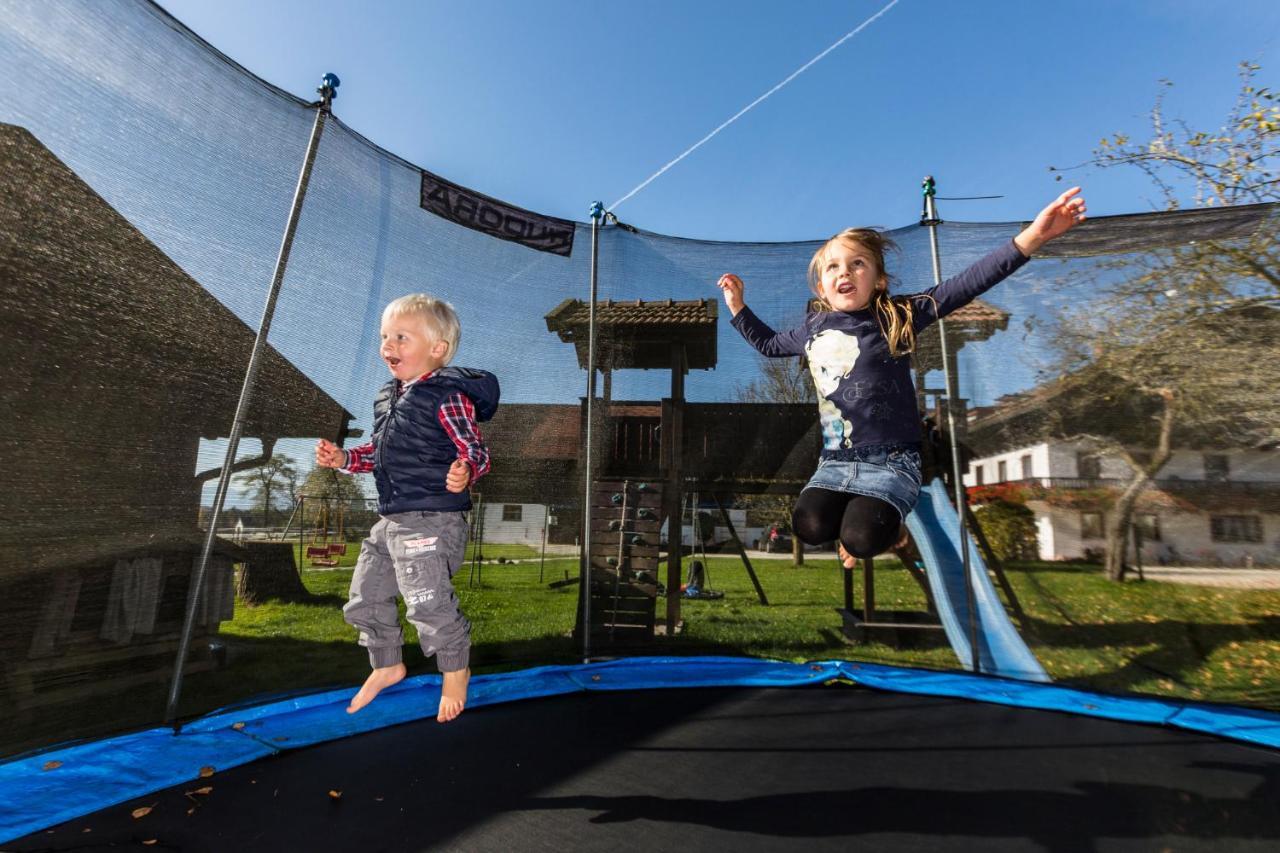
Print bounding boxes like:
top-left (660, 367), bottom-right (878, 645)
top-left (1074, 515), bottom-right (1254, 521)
top-left (1020, 454), bottom-right (1033, 480)
top-left (502, 504), bottom-right (523, 522)
top-left (974, 465), bottom-right (984, 486)
top-left (1134, 514), bottom-right (1161, 542)
top-left (997, 460), bottom-right (1008, 482)
top-left (1204, 454), bottom-right (1230, 482)
top-left (1077, 453), bottom-right (1101, 479)
top-left (1080, 512), bottom-right (1104, 540)
top-left (1210, 515), bottom-right (1262, 543)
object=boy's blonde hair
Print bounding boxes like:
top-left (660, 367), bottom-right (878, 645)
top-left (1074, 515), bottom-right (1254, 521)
top-left (383, 294), bottom-right (461, 365)
top-left (808, 228), bottom-right (927, 358)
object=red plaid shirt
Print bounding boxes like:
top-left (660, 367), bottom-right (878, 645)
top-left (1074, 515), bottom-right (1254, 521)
top-left (341, 372), bottom-right (489, 482)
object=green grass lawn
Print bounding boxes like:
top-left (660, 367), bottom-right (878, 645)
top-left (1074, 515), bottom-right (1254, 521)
top-left (212, 555), bottom-right (1280, 712)
top-left (1006, 562), bottom-right (1280, 706)
top-left (10, 557), bottom-right (1278, 757)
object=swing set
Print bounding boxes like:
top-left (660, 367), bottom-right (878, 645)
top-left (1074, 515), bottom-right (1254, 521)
top-left (300, 476), bottom-right (350, 568)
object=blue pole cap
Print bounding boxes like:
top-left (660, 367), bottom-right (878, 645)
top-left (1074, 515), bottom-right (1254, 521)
top-left (319, 73), bottom-right (341, 100)
top-left (588, 201), bottom-right (605, 221)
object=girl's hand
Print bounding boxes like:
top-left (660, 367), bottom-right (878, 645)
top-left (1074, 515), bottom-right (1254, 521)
top-left (717, 273), bottom-right (746, 316)
top-left (315, 438), bottom-right (346, 469)
top-left (446, 458), bottom-right (472, 493)
top-left (1014, 187), bottom-right (1087, 256)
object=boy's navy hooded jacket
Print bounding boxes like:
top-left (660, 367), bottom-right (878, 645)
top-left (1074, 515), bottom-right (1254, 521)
top-left (369, 367), bottom-right (499, 514)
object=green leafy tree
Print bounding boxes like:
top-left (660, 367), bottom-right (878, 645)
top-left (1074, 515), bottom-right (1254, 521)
top-left (300, 464), bottom-right (371, 539)
top-left (234, 454), bottom-right (300, 528)
top-left (971, 500), bottom-right (1038, 562)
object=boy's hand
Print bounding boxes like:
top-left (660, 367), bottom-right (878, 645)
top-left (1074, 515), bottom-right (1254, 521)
top-left (1014, 187), bottom-right (1087, 256)
top-left (717, 273), bottom-right (745, 316)
top-left (315, 439), bottom-right (346, 469)
top-left (446, 458), bottom-right (472, 493)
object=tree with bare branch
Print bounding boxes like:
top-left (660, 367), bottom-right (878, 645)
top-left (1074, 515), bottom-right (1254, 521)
top-left (736, 354), bottom-right (815, 563)
top-left (1046, 62), bottom-right (1280, 580)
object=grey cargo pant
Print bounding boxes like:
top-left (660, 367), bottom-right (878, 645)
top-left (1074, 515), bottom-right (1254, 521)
top-left (343, 510), bottom-right (471, 672)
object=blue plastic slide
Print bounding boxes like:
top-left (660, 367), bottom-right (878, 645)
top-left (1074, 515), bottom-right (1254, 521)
top-left (905, 478), bottom-right (1050, 682)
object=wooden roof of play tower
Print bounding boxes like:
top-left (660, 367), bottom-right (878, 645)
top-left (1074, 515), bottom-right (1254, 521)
top-left (544, 298), bottom-right (718, 371)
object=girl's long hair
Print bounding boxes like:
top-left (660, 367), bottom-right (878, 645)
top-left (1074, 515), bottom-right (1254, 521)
top-left (807, 228), bottom-right (929, 358)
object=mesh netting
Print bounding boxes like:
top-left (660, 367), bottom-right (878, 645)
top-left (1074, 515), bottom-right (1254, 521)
top-left (1, 0), bottom-right (1277, 757)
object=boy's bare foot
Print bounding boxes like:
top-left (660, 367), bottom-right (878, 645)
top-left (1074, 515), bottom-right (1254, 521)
top-left (438, 668), bottom-right (470, 723)
top-left (837, 543), bottom-right (856, 570)
top-left (347, 663), bottom-right (406, 714)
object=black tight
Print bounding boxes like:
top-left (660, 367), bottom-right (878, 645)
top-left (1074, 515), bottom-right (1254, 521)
top-left (791, 489), bottom-right (901, 558)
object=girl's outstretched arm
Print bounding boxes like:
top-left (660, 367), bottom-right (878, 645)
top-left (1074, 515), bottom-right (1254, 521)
top-left (1014, 187), bottom-right (1087, 256)
top-left (914, 188), bottom-right (1088, 329)
top-left (719, 272), bottom-right (807, 357)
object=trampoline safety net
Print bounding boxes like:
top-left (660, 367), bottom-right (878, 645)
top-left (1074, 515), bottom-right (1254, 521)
top-left (1, 0), bottom-right (1278, 759)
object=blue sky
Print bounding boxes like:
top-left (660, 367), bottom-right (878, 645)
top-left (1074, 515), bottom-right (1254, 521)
top-left (160, 0), bottom-right (1280, 238)
top-left (6, 1), bottom-right (1277, 510)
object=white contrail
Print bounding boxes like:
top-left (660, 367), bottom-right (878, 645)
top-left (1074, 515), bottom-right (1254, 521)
top-left (607, 0), bottom-right (902, 213)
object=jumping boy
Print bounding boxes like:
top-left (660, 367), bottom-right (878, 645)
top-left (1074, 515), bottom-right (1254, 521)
top-left (316, 294), bottom-right (499, 722)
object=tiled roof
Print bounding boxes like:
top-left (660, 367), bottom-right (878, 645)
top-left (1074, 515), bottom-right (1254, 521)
top-left (545, 298), bottom-right (720, 370)
top-left (545, 298), bottom-right (717, 330)
top-left (948, 298), bottom-right (1008, 325)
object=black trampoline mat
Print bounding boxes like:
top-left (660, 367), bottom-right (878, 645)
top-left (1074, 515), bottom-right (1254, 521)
top-left (12, 685), bottom-right (1280, 852)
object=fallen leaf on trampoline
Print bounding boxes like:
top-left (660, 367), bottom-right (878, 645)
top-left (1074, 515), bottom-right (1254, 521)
top-left (42, 761), bottom-right (62, 771)
top-left (131, 804), bottom-right (155, 819)
top-left (186, 786), bottom-right (213, 796)
top-left (199, 766), bottom-right (215, 777)
top-left (329, 790), bottom-right (343, 799)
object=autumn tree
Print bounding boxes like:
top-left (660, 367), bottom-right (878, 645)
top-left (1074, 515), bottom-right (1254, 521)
top-left (736, 354), bottom-right (815, 564)
top-left (1047, 62), bottom-right (1279, 580)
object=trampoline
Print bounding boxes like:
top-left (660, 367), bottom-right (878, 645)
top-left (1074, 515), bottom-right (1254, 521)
top-left (5, 657), bottom-right (1280, 850)
top-left (3, 2), bottom-right (1280, 849)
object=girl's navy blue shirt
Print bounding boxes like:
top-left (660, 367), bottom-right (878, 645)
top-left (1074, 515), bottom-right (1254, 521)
top-left (730, 240), bottom-right (1028, 452)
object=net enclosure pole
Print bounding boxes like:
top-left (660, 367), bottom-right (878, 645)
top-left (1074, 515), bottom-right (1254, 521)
top-left (580, 201), bottom-right (605, 662)
top-left (921, 176), bottom-right (981, 675)
top-left (164, 74), bottom-right (340, 726)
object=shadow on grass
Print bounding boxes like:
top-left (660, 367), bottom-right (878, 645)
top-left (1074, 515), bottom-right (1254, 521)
top-left (1019, 612), bottom-right (1280, 703)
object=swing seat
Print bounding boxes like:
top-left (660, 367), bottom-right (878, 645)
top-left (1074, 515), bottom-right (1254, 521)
top-left (327, 543), bottom-right (347, 556)
top-left (306, 545), bottom-right (339, 567)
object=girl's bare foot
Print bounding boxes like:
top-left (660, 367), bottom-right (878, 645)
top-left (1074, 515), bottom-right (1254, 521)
top-left (347, 663), bottom-right (406, 713)
top-left (438, 668), bottom-right (470, 723)
top-left (837, 543), bottom-right (856, 570)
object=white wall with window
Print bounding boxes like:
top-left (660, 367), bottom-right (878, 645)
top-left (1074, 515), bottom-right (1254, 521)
top-left (965, 439), bottom-right (1280, 566)
top-left (965, 442), bottom-right (1052, 486)
top-left (478, 502), bottom-right (550, 547)
top-left (1020, 502), bottom-right (1278, 566)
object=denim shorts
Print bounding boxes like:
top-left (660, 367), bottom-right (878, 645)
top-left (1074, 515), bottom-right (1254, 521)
top-left (803, 445), bottom-right (923, 520)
